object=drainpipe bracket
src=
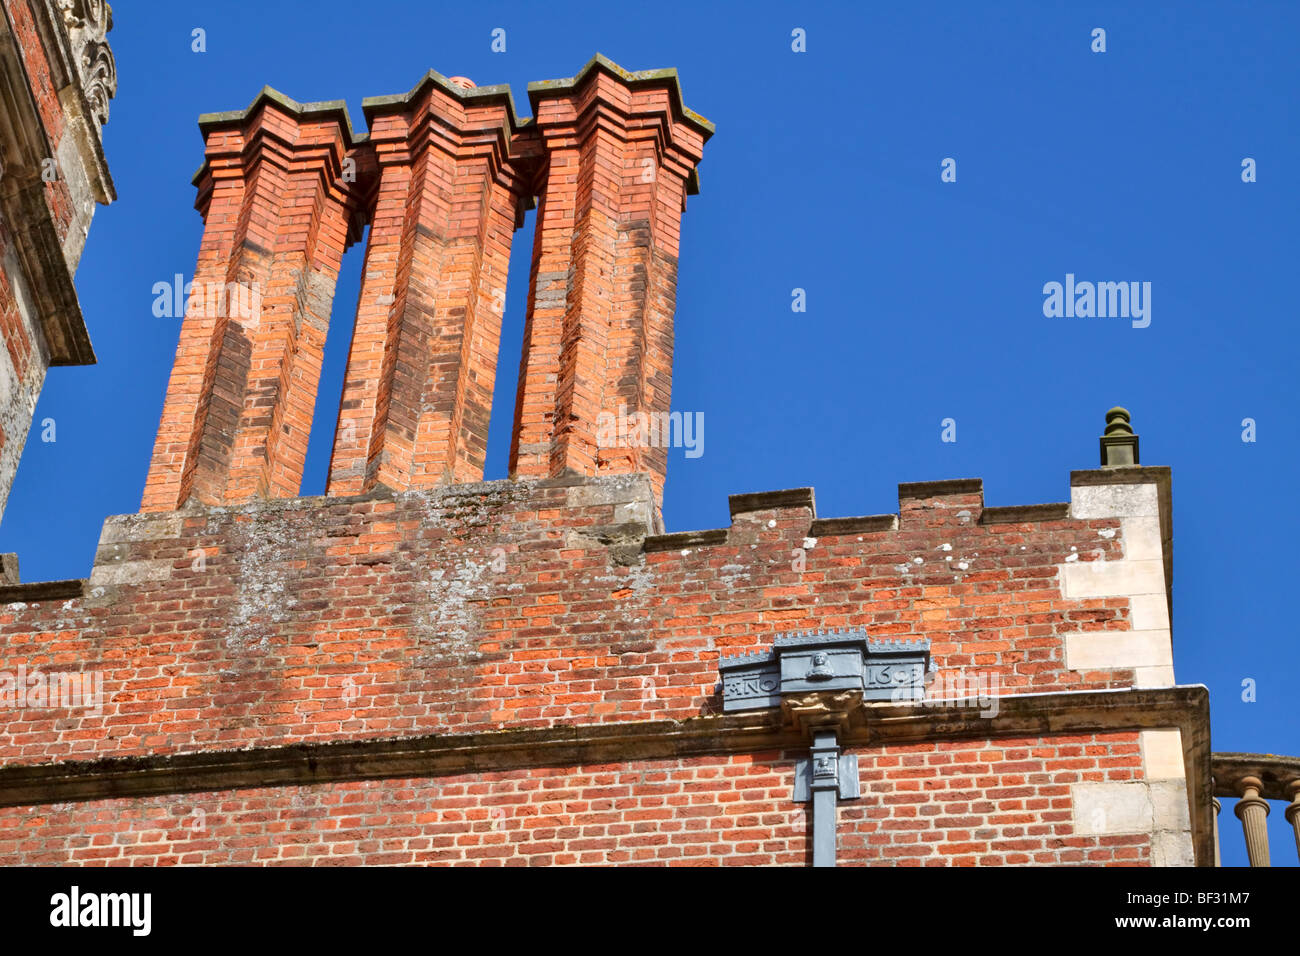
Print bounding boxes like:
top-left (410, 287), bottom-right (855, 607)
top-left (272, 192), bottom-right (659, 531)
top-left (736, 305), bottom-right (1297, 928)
top-left (793, 751), bottom-right (860, 802)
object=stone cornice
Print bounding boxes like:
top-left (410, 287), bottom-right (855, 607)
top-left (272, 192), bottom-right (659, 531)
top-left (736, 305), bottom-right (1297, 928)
top-left (0, 2), bottom-right (116, 365)
top-left (48, 0), bottom-right (116, 130)
top-left (36, 0), bottom-right (115, 202)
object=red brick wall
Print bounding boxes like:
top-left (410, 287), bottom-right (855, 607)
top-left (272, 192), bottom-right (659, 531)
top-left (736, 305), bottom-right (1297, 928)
top-left (843, 733), bottom-right (1148, 865)
top-left (0, 733), bottom-right (1146, 865)
top-left (0, 479), bottom-right (1137, 767)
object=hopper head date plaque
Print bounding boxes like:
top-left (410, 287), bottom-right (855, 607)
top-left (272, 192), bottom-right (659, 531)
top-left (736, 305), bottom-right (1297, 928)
top-left (718, 629), bottom-right (930, 714)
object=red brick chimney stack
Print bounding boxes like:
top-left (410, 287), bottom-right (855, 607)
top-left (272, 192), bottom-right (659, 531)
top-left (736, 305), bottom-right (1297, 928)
top-left (143, 58), bottom-right (709, 516)
top-left (325, 73), bottom-right (532, 495)
top-left (141, 90), bottom-right (365, 512)
top-left (509, 57), bottom-right (713, 514)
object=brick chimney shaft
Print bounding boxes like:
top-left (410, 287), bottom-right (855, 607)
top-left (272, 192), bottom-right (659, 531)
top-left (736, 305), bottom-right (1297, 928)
top-left (141, 94), bottom-right (363, 512)
top-left (509, 61), bottom-right (711, 513)
top-left (326, 77), bottom-right (532, 495)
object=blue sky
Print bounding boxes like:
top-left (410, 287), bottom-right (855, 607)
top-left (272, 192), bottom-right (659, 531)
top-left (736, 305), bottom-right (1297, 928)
top-left (3, 1), bottom-right (1296, 865)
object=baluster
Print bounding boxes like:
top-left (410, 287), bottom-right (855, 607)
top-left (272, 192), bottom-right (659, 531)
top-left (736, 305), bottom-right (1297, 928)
top-left (1233, 776), bottom-right (1270, 867)
top-left (1285, 780), bottom-right (1300, 864)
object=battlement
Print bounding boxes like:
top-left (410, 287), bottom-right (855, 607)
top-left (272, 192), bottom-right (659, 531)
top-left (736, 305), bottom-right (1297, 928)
top-left (0, 454), bottom-right (1175, 753)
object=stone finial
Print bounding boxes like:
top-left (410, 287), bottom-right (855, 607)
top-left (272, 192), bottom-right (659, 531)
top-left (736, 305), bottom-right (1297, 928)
top-left (1099, 406), bottom-right (1140, 467)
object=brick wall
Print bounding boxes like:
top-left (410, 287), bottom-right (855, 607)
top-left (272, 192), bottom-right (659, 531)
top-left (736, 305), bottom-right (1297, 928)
top-left (0, 734), bottom-right (1148, 866)
top-left (842, 734), bottom-right (1150, 866)
top-left (0, 469), bottom-right (1200, 865)
top-left (0, 476), bottom-right (1144, 765)
top-left (0, 207), bottom-right (51, 518)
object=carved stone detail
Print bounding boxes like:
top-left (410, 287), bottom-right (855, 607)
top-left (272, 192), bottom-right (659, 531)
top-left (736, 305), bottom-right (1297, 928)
top-left (57, 0), bottom-right (116, 126)
top-left (781, 689), bottom-right (864, 736)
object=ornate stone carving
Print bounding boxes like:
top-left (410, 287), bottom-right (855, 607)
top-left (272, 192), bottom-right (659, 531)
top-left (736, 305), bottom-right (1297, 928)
top-left (781, 689), bottom-right (863, 736)
top-left (57, 0), bottom-right (116, 126)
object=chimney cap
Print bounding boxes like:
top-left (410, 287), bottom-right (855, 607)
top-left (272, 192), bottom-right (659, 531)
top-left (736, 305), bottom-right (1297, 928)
top-left (196, 85), bottom-right (358, 143)
top-left (526, 53), bottom-right (715, 140)
top-left (361, 70), bottom-right (522, 130)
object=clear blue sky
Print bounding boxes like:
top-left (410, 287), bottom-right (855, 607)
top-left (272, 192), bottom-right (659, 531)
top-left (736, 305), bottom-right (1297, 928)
top-left (3, 1), bottom-right (1296, 865)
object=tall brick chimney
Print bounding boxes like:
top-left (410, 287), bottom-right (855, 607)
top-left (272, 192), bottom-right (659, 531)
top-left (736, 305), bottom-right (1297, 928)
top-left (141, 90), bottom-right (366, 511)
top-left (325, 73), bottom-right (533, 495)
top-left (509, 56), bottom-right (713, 516)
top-left (142, 58), bottom-right (710, 518)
